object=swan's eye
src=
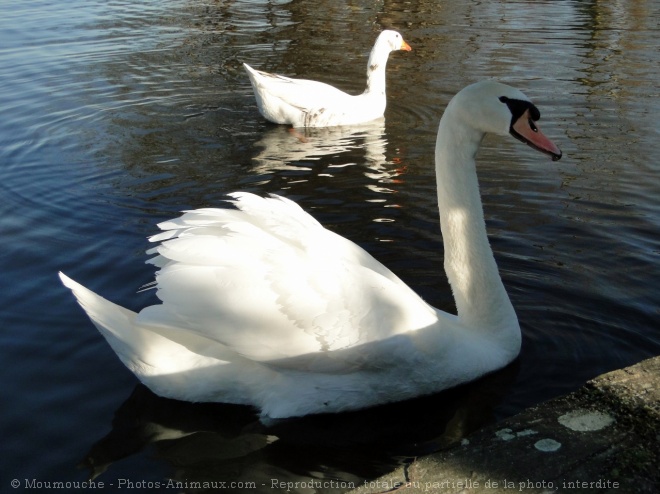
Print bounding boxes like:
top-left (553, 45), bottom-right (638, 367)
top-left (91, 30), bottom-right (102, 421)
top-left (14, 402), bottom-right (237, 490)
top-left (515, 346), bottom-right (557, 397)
top-left (529, 119), bottom-right (538, 133)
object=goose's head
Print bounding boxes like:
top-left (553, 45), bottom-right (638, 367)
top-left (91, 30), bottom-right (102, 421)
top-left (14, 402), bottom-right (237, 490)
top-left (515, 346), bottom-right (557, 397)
top-left (376, 30), bottom-right (412, 53)
top-left (449, 81), bottom-right (562, 161)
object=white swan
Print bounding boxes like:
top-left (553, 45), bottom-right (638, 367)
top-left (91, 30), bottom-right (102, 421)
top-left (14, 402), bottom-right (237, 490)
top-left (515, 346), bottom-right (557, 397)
top-left (243, 30), bottom-right (411, 127)
top-left (60, 81), bottom-right (561, 419)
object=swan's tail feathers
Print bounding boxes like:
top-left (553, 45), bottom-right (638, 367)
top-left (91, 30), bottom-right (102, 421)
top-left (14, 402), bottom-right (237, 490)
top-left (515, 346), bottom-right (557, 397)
top-left (58, 272), bottom-right (149, 374)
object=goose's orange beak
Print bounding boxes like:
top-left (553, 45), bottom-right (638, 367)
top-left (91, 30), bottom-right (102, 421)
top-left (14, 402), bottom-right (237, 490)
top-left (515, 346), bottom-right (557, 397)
top-left (401, 40), bottom-right (412, 51)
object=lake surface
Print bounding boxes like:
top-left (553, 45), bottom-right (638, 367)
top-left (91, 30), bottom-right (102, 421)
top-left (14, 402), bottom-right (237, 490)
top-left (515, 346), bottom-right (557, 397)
top-left (1, 0), bottom-right (659, 491)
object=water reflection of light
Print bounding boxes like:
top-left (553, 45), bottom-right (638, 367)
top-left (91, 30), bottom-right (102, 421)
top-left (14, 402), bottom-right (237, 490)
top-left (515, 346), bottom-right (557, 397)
top-left (251, 119), bottom-right (386, 169)
top-left (248, 118), bottom-right (408, 199)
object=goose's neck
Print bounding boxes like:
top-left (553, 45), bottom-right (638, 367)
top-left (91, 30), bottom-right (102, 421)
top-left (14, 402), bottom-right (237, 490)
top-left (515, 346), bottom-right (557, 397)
top-left (363, 47), bottom-right (389, 96)
top-left (435, 112), bottom-right (517, 331)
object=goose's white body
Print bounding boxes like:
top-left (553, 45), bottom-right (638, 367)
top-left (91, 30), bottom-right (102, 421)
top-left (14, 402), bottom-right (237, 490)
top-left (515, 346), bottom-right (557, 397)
top-left (243, 30), bottom-right (411, 128)
top-left (61, 81), bottom-right (561, 419)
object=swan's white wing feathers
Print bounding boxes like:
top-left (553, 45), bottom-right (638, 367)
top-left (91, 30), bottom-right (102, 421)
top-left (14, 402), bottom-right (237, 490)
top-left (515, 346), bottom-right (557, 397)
top-left (139, 193), bottom-right (438, 371)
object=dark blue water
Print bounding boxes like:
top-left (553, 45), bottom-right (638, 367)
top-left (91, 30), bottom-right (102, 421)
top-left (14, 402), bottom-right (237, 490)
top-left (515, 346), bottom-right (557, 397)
top-left (1, 0), bottom-right (659, 491)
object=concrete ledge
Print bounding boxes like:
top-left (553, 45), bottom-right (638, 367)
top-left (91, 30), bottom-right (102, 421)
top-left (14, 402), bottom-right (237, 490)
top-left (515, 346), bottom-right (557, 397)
top-left (350, 356), bottom-right (659, 493)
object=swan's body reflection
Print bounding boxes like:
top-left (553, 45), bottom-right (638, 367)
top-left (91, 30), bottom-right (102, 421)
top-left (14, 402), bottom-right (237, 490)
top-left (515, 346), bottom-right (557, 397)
top-left (248, 119), bottom-right (404, 194)
top-left (83, 363), bottom-right (517, 492)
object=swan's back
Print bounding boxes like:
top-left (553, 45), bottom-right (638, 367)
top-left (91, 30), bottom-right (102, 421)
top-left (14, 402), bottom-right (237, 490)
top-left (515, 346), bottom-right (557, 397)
top-left (143, 193), bottom-right (439, 362)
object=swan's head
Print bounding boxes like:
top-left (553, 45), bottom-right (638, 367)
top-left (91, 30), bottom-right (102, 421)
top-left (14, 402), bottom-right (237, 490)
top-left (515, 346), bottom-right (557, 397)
top-left (376, 30), bottom-right (412, 53)
top-left (449, 81), bottom-right (562, 161)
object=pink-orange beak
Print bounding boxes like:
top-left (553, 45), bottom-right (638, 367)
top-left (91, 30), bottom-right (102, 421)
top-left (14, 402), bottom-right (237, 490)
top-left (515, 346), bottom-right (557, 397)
top-left (511, 109), bottom-right (562, 161)
top-left (400, 39), bottom-right (412, 52)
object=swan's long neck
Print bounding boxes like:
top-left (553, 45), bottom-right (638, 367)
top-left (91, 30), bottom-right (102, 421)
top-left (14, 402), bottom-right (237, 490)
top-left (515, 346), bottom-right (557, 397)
top-left (363, 46), bottom-right (389, 96)
top-left (435, 107), bottom-right (518, 332)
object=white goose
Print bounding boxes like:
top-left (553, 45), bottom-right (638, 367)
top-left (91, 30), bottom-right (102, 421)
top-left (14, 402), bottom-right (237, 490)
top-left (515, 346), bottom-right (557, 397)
top-left (243, 30), bottom-right (411, 128)
top-left (60, 81), bottom-right (561, 419)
